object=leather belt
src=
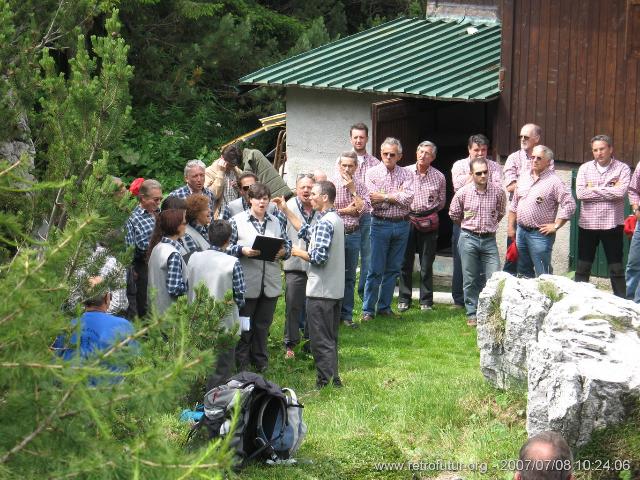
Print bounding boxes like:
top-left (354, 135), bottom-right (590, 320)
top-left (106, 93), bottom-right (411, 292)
top-left (517, 224), bottom-right (539, 232)
top-left (344, 225), bottom-right (360, 234)
top-left (462, 228), bottom-right (496, 238)
top-left (373, 214), bottom-right (409, 223)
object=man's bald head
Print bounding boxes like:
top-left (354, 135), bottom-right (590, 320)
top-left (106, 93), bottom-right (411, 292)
top-left (514, 431), bottom-right (574, 480)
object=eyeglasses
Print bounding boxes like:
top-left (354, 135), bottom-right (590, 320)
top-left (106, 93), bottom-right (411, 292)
top-left (297, 173), bottom-right (314, 180)
top-left (474, 170), bottom-right (489, 176)
top-left (518, 135), bottom-right (530, 140)
top-left (382, 153), bottom-right (397, 158)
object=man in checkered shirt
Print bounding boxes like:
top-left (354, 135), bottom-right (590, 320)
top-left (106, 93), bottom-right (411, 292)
top-left (349, 123), bottom-right (381, 300)
top-left (450, 134), bottom-right (503, 307)
top-left (168, 159), bottom-right (216, 213)
top-left (625, 165), bottom-right (640, 302)
top-left (362, 137), bottom-right (414, 321)
top-left (449, 157), bottom-right (506, 326)
top-left (332, 151), bottom-right (370, 327)
top-left (507, 146), bottom-right (576, 278)
top-left (574, 135), bottom-right (630, 297)
top-left (124, 179), bottom-right (162, 318)
top-left (398, 141), bottom-right (446, 313)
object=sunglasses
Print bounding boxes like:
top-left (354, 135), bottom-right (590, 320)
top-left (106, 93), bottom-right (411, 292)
top-left (241, 185), bottom-right (252, 191)
top-left (474, 170), bottom-right (489, 176)
top-left (518, 135), bottom-right (530, 140)
top-left (297, 173), bottom-right (315, 180)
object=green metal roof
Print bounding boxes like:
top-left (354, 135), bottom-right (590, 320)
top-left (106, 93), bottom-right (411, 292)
top-left (239, 17), bottom-right (502, 102)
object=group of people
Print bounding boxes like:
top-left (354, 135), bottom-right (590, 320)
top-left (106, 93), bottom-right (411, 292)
top-left (120, 120), bottom-right (640, 385)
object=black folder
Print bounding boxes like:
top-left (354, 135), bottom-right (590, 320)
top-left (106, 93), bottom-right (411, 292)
top-left (251, 235), bottom-right (285, 262)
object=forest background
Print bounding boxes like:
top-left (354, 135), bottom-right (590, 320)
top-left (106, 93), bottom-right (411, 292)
top-left (0, 1), bottom-right (430, 478)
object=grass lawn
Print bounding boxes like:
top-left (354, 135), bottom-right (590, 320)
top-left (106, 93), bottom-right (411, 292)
top-left (240, 294), bottom-right (527, 480)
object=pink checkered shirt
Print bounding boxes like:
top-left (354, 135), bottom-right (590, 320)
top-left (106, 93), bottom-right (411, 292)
top-left (331, 175), bottom-right (370, 232)
top-left (628, 165), bottom-right (640, 206)
top-left (449, 182), bottom-right (506, 233)
top-left (365, 163), bottom-right (414, 218)
top-left (355, 153), bottom-right (380, 214)
top-left (576, 158), bottom-right (630, 229)
top-left (404, 164), bottom-right (446, 213)
top-left (503, 149), bottom-right (555, 187)
top-left (451, 157), bottom-right (503, 192)
top-left (510, 169), bottom-right (576, 227)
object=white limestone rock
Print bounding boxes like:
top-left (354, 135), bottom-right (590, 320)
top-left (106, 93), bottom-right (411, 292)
top-left (526, 291), bottom-right (640, 446)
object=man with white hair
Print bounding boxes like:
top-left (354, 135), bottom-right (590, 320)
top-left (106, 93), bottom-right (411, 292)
top-left (169, 159), bottom-right (216, 213)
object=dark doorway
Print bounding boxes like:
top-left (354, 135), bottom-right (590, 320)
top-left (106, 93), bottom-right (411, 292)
top-left (371, 97), bottom-right (497, 253)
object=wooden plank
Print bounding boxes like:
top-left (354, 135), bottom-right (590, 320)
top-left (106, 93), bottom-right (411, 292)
top-left (570, 0), bottom-right (590, 163)
top-left (554, 0), bottom-right (571, 160)
top-left (535, 0), bottom-right (551, 139)
top-left (613, 0), bottom-right (627, 161)
top-left (495, 0), bottom-right (515, 157)
top-left (514, 0), bottom-right (531, 148)
top-left (525, 0), bottom-right (540, 123)
top-left (544, 0), bottom-right (560, 154)
top-left (599, 1), bottom-right (620, 150)
top-left (589, 0), bottom-right (607, 155)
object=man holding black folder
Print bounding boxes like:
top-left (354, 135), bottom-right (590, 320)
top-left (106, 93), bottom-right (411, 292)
top-left (274, 181), bottom-right (345, 388)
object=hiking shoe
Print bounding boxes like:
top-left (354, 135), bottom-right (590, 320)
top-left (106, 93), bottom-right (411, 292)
top-left (362, 313), bottom-right (374, 322)
top-left (316, 380), bottom-right (329, 389)
top-left (343, 319), bottom-right (359, 328)
top-left (397, 302), bottom-right (409, 312)
top-left (466, 316), bottom-right (477, 327)
top-left (333, 377), bottom-right (344, 388)
top-left (285, 348), bottom-right (295, 360)
top-left (302, 341), bottom-right (311, 354)
top-left (420, 304), bottom-right (433, 311)
top-left (377, 310), bottom-right (400, 318)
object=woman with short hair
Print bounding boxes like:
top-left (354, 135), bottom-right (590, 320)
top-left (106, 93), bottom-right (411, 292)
top-left (184, 193), bottom-right (211, 252)
top-left (147, 209), bottom-right (188, 315)
top-left (229, 183), bottom-right (291, 372)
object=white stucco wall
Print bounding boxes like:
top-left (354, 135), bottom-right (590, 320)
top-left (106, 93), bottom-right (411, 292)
top-left (284, 87), bottom-right (390, 186)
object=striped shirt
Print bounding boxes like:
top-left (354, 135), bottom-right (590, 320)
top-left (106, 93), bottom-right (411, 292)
top-left (504, 149), bottom-right (555, 187)
top-left (628, 166), bottom-right (640, 206)
top-left (449, 182), bottom-right (506, 233)
top-left (332, 175), bottom-right (369, 232)
top-left (404, 164), bottom-right (446, 213)
top-left (161, 237), bottom-right (188, 297)
top-left (209, 245), bottom-right (246, 308)
top-left (451, 157), bottom-right (503, 193)
top-left (510, 169), bottom-right (576, 227)
top-left (576, 158), bottom-right (630, 230)
top-left (169, 184), bottom-right (216, 213)
top-left (124, 205), bottom-right (157, 252)
top-left (299, 208), bottom-right (336, 265)
top-left (365, 163), bottom-right (414, 218)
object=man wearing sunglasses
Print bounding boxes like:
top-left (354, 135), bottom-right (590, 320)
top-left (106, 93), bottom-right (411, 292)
top-left (450, 134), bottom-right (503, 307)
top-left (507, 146), bottom-right (575, 278)
top-left (449, 158), bottom-right (506, 326)
top-left (221, 172), bottom-right (281, 221)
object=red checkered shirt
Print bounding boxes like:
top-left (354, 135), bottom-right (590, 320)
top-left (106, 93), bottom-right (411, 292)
top-left (576, 158), bottom-right (630, 229)
top-left (404, 164), bottom-right (446, 213)
top-left (365, 163), bottom-right (414, 218)
top-left (331, 175), bottom-right (370, 232)
top-left (628, 165), bottom-right (640, 206)
top-left (355, 153), bottom-right (380, 214)
top-left (510, 169), bottom-right (576, 227)
top-left (503, 149), bottom-right (555, 187)
top-left (451, 157), bottom-right (503, 192)
top-left (449, 182), bottom-right (506, 233)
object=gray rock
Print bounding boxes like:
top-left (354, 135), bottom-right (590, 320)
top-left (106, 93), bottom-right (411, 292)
top-left (477, 274), bottom-right (640, 447)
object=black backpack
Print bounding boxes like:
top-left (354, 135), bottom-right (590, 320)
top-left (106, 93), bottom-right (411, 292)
top-left (187, 372), bottom-right (307, 465)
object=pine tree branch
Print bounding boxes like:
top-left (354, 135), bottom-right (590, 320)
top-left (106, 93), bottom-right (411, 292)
top-left (0, 159), bottom-right (21, 177)
top-left (137, 459), bottom-right (222, 469)
top-left (0, 387), bottom-right (75, 464)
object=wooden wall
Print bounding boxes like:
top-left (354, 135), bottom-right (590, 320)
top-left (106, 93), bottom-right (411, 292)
top-left (496, 0), bottom-right (640, 165)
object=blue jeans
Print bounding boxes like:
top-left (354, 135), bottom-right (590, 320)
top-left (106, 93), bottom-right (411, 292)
top-left (357, 213), bottom-right (372, 299)
top-left (516, 226), bottom-right (555, 278)
top-left (626, 222), bottom-right (640, 302)
top-left (363, 218), bottom-right (410, 315)
top-left (341, 230), bottom-right (361, 320)
top-left (451, 224), bottom-right (465, 305)
top-left (458, 230), bottom-right (500, 317)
